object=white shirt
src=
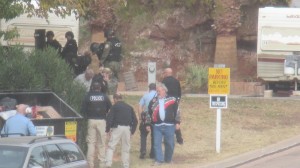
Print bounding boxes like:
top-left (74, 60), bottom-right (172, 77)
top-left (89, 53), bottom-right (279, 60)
top-left (159, 98), bottom-right (165, 121)
top-left (74, 73), bottom-right (92, 91)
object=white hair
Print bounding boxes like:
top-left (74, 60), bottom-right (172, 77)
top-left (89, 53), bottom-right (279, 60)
top-left (156, 82), bottom-right (168, 93)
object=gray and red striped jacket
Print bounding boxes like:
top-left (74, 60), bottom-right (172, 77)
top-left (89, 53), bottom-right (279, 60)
top-left (147, 96), bottom-right (179, 125)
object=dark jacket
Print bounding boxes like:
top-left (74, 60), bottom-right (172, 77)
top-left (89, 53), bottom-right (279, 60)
top-left (61, 39), bottom-right (78, 65)
top-left (81, 91), bottom-right (112, 119)
top-left (148, 96), bottom-right (179, 125)
top-left (106, 101), bottom-right (138, 134)
top-left (46, 40), bottom-right (62, 53)
top-left (62, 39), bottom-right (78, 56)
top-left (162, 76), bottom-right (181, 100)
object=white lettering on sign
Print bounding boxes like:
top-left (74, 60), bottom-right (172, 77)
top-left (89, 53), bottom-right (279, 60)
top-left (90, 96), bottom-right (104, 101)
top-left (211, 102), bottom-right (226, 107)
top-left (210, 94), bottom-right (228, 109)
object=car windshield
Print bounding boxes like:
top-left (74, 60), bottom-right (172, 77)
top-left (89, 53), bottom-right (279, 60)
top-left (0, 145), bottom-right (28, 168)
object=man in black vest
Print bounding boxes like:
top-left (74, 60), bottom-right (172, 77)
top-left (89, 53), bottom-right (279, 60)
top-left (61, 31), bottom-right (78, 72)
top-left (46, 31), bottom-right (62, 54)
top-left (101, 29), bottom-right (122, 80)
top-left (81, 82), bottom-right (112, 168)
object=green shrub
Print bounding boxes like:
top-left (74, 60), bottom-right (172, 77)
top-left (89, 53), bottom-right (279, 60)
top-left (0, 46), bottom-right (87, 149)
top-left (185, 64), bottom-right (208, 93)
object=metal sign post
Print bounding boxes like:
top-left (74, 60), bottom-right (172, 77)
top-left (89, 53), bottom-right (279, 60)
top-left (210, 94), bottom-right (227, 153)
top-left (216, 108), bottom-right (221, 153)
top-left (208, 67), bottom-right (230, 153)
top-left (148, 62), bottom-right (156, 85)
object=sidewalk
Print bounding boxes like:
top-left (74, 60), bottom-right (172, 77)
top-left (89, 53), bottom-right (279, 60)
top-left (199, 132), bottom-right (300, 168)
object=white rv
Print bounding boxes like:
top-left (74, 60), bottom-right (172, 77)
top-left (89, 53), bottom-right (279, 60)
top-left (257, 7), bottom-right (300, 90)
top-left (0, 12), bottom-right (79, 50)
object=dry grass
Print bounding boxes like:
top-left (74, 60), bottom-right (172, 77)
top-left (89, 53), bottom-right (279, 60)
top-left (106, 96), bottom-right (300, 168)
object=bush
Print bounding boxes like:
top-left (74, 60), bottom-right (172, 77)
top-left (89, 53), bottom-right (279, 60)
top-left (0, 46), bottom-right (87, 149)
top-left (184, 64), bottom-right (208, 93)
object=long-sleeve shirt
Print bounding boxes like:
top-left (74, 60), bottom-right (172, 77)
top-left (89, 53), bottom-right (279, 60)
top-left (1, 113), bottom-right (36, 136)
top-left (74, 73), bottom-right (92, 92)
top-left (106, 101), bottom-right (138, 134)
top-left (162, 76), bottom-right (181, 100)
top-left (61, 39), bottom-right (78, 58)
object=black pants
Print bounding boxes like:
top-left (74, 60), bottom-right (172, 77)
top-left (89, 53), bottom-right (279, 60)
top-left (139, 123), bottom-right (154, 158)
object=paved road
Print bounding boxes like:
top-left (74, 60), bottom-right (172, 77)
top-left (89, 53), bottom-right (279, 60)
top-left (237, 145), bottom-right (300, 168)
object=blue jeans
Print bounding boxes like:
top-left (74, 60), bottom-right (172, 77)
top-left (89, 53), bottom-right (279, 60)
top-left (153, 124), bottom-right (175, 163)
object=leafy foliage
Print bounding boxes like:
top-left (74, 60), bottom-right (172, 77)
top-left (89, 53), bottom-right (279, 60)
top-left (0, 0), bottom-right (25, 20)
top-left (0, 46), bottom-right (87, 149)
top-left (184, 64), bottom-right (208, 93)
top-left (86, 0), bottom-right (116, 30)
top-left (0, 46), bottom-right (86, 108)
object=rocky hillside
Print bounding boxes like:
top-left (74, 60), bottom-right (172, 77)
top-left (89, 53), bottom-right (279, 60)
top-left (81, 0), bottom-right (289, 83)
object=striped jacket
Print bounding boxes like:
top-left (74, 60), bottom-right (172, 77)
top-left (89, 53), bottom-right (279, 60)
top-left (147, 96), bottom-right (179, 125)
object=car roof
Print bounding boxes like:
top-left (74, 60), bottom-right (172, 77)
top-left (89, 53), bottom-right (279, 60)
top-left (0, 136), bottom-right (73, 147)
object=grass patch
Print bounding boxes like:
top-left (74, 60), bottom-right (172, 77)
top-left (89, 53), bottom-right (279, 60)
top-left (102, 96), bottom-right (300, 168)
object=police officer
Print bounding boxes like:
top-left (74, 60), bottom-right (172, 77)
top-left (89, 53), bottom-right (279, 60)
top-left (90, 42), bottom-right (105, 61)
top-left (45, 31), bottom-right (62, 54)
top-left (101, 29), bottom-right (122, 80)
top-left (61, 31), bottom-right (78, 70)
top-left (81, 82), bottom-right (112, 168)
top-left (74, 51), bottom-right (92, 76)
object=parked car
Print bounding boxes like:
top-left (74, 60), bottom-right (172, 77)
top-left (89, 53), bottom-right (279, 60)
top-left (0, 135), bottom-right (88, 168)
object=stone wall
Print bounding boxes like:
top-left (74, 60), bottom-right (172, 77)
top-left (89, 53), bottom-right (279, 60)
top-left (230, 82), bottom-right (265, 96)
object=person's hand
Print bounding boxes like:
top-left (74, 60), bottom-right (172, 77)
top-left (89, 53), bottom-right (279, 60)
top-left (146, 126), bottom-right (151, 132)
top-left (175, 124), bottom-right (180, 130)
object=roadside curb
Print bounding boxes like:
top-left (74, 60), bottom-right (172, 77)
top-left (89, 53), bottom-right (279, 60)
top-left (119, 91), bottom-right (300, 100)
top-left (199, 135), bottom-right (300, 168)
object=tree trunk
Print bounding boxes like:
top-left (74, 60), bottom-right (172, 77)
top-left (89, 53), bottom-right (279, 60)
top-left (214, 35), bottom-right (238, 79)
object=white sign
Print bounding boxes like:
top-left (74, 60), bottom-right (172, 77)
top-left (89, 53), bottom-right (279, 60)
top-left (148, 62), bottom-right (156, 85)
top-left (210, 95), bottom-right (227, 109)
top-left (35, 126), bottom-right (54, 136)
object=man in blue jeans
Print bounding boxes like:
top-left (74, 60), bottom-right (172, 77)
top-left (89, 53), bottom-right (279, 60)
top-left (148, 82), bottom-right (180, 165)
